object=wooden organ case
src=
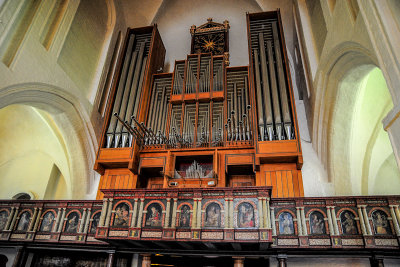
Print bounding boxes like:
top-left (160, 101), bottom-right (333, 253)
top-left (94, 11), bottom-right (303, 199)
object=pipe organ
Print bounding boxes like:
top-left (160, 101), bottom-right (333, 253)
top-left (95, 11), bottom-right (303, 199)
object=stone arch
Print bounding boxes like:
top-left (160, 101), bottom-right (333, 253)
top-left (313, 42), bottom-right (400, 195)
top-left (106, 0), bottom-right (117, 31)
top-left (312, 42), bottom-right (377, 165)
top-left (0, 83), bottom-right (97, 199)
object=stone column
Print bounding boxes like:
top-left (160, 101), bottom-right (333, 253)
top-left (196, 198), bottom-right (202, 228)
top-left (192, 199), bottom-right (198, 228)
top-left (33, 208), bottom-right (42, 232)
top-left (79, 208), bottom-right (87, 233)
top-left (370, 255), bottom-right (384, 267)
top-left (331, 206), bottom-right (339, 235)
top-left (105, 199), bottom-right (114, 227)
top-left (262, 198), bottom-right (268, 229)
top-left (131, 198), bottom-right (138, 227)
top-left (300, 207), bottom-right (307, 235)
top-left (389, 205), bottom-right (400, 236)
top-left (296, 207), bottom-right (303, 236)
top-left (362, 206), bottom-right (373, 235)
top-left (12, 246), bottom-right (27, 267)
top-left (258, 198), bottom-right (264, 228)
top-left (224, 198), bottom-right (230, 229)
top-left (9, 207), bottom-right (19, 231)
top-left (229, 198), bottom-right (234, 228)
top-left (106, 251), bottom-right (115, 267)
top-left (28, 208), bottom-right (38, 232)
top-left (99, 198), bottom-right (108, 227)
top-left (277, 254), bottom-right (287, 267)
top-left (171, 198), bottom-right (178, 228)
top-left (233, 257), bottom-right (244, 267)
top-left (395, 206), bottom-right (400, 232)
top-left (4, 207), bottom-right (15, 231)
top-left (131, 254), bottom-right (140, 267)
top-left (136, 199), bottom-right (145, 228)
top-left (57, 208), bottom-right (66, 232)
top-left (266, 198), bottom-right (271, 229)
top-left (52, 208), bottom-right (61, 232)
top-left (270, 208), bottom-right (276, 235)
top-left (357, 206), bottom-right (367, 235)
top-left (164, 198), bottom-right (171, 227)
top-left (141, 254), bottom-right (151, 267)
top-left (83, 208), bottom-right (91, 234)
top-left (326, 206), bottom-right (334, 235)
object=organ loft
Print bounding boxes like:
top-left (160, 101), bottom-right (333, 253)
top-left (94, 11), bottom-right (304, 199)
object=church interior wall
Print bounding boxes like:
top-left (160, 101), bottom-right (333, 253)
top-left (293, 0), bottom-right (400, 196)
top-left (0, 1), bottom-right (400, 264)
top-left (0, 0), bottom-right (399, 200)
top-left (0, 105), bottom-right (71, 200)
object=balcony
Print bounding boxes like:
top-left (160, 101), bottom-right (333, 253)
top-left (0, 188), bottom-right (399, 252)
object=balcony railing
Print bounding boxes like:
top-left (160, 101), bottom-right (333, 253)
top-left (0, 188), bottom-right (399, 250)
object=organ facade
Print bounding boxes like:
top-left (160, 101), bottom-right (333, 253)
top-left (94, 11), bottom-right (304, 199)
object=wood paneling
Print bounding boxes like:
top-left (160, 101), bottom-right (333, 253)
top-left (260, 163), bottom-right (303, 198)
top-left (96, 169), bottom-right (135, 199)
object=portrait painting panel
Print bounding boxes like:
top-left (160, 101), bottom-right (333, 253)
top-left (90, 213), bottom-right (101, 234)
top-left (279, 212), bottom-right (294, 235)
top-left (309, 211), bottom-right (326, 235)
top-left (16, 211), bottom-right (31, 231)
top-left (237, 202), bottom-right (255, 228)
top-left (340, 211), bottom-right (358, 235)
top-left (40, 212), bottom-right (55, 232)
top-left (0, 211), bottom-right (8, 231)
top-left (65, 212), bottom-right (79, 233)
top-left (113, 203), bottom-right (130, 227)
top-left (179, 205), bottom-right (191, 228)
top-left (145, 203), bottom-right (162, 227)
top-left (372, 210), bottom-right (392, 235)
top-left (205, 202), bottom-right (221, 228)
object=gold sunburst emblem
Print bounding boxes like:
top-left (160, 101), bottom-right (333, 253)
top-left (203, 40), bottom-right (215, 51)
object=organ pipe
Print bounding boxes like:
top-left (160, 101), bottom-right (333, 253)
top-left (258, 32), bottom-right (274, 141)
top-left (267, 40), bottom-right (282, 140)
top-left (272, 21), bottom-right (292, 140)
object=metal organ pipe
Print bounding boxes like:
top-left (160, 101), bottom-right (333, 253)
top-left (118, 40), bottom-right (145, 147)
top-left (258, 32), bottom-right (274, 141)
top-left (106, 34), bottom-right (135, 148)
top-left (272, 22), bottom-right (292, 140)
top-left (132, 55), bottom-right (148, 119)
top-left (116, 46), bottom-right (139, 147)
top-left (253, 49), bottom-right (265, 141)
top-left (156, 87), bottom-right (165, 132)
top-left (161, 94), bottom-right (168, 139)
top-left (150, 92), bottom-right (159, 132)
top-left (267, 40), bottom-right (282, 140)
top-left (147, 83), bottom-right (157, 138)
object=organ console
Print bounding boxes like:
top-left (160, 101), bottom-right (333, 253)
top-left (94, 10), bottom-right (303, 199)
